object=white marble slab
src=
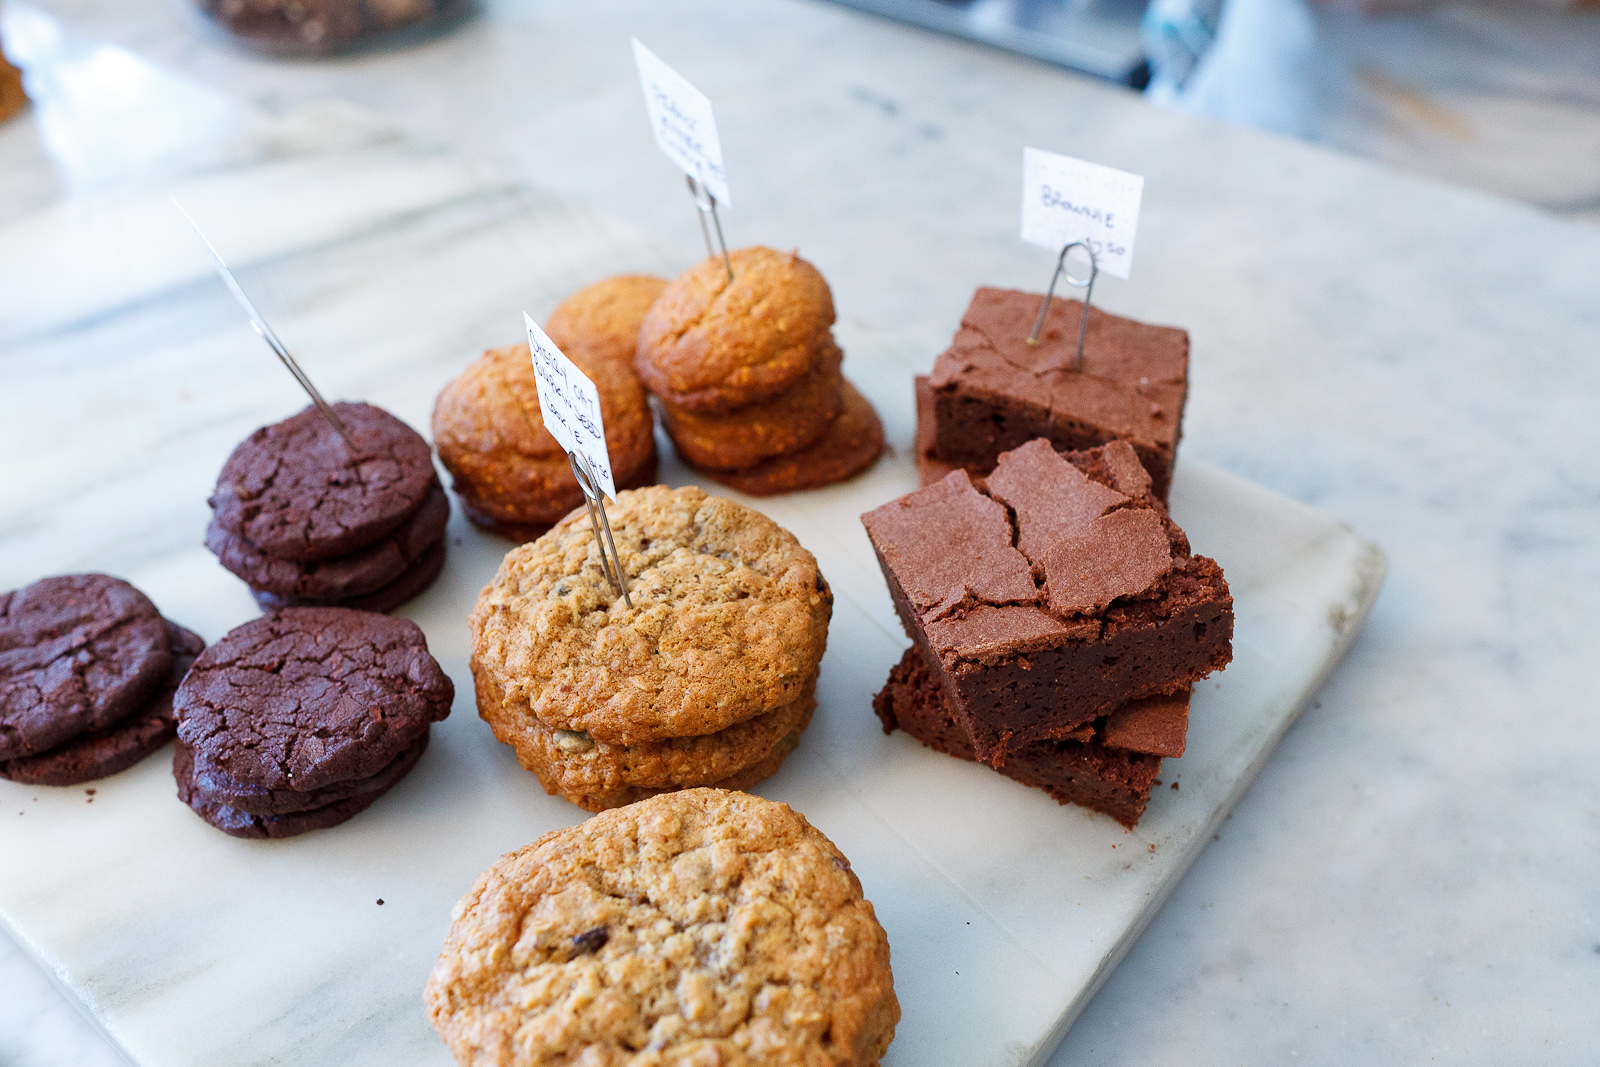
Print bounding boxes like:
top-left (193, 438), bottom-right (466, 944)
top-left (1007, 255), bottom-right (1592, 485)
top-left (0, 134), bottom-right (1382, 1066)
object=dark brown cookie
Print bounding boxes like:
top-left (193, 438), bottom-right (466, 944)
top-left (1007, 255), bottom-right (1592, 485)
top-left (0, 623), bottom-right (203, 786)
top-left (692, 379), bottom-right (884, 497)
top-left (186, 731), bottom-right (429, 815)
top-left (209, 401), bottom-right (437, 563)
top-left (249, 539), bottom-right (446, 614)
top-left (209, 480), bottom-right (449, 600)
top-left (0, 574), bottom-right (172, 761)
top-left (173, 737), bottom-right (426, 839)
top-left (174, 607), bottom-right (453, 793)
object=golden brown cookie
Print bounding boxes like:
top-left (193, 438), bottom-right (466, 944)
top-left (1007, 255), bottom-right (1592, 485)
top-left (544, 274), bottom-right (669, 369)
top-left (424, 789), bottom-right (900, 1067)
top-left (469, 485), bottom-right (832, 745)
top-left (694, 379), bottom-right (885, 497)
top-left (474, 664), bottom-right (816, 811)
top-left (432, 342), bottom-right (657, 535)
top-left (637, 246), bottom-right (836, 413)
top-left (661, 337), bottom-right (845, 470)
top-left (0, 48), bottom-right (24, 124)
top-left (454, 449), bottom-right (659, 545)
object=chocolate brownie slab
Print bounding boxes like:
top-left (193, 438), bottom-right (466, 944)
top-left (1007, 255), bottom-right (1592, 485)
top-left (862, 438), bottom-right (1230, 763)
top-left (873, 646), bottom-right (1175, 827)
top-left (929, 287), bottom-right (1188, 500)
top-left (0, 575), bottom-right (172, 760)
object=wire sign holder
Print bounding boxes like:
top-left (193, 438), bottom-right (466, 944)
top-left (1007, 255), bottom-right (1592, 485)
top-left (173, 199), bottom-right (351, 444)
top-left (525, 314), bottom-right (633, 609)
top-left (634, 38), bottom-right (735, 281)
top-left (1027, 239), bottom-right (1099, 372)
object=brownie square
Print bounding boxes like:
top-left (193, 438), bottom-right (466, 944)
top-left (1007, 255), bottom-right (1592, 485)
top-left (861, 437), bottom-right (1231, 764)
top-left (929, 287), bottom-right (1188, 500)
top-left (874, 647), bottom-right (1184, 827)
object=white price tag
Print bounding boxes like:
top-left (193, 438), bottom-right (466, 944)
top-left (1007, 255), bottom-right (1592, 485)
top-left (1020, 147), bottom-right (1144, 280)
top-left (632, 38), bottom-right (731, 205)
top-left (524, 313), bottom-right (616, 501)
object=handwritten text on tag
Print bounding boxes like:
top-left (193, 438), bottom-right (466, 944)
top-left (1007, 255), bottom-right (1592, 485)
top-left (1020, 148), bottom-right (1143, 280)
top-left (632, 38), bottom-right (731, 205)
top-left (524, 313), bottom-right (616, 500)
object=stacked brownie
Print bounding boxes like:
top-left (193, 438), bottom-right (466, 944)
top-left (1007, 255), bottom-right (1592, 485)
top-left (637, 246), bottom-right (884, 496)
top-left (207, 401), bottom-right (449, 612)
top-left (0, 574), bottom-right (203, 786)
top-left (862, 439), bottom-right (1232, 826)
top-left (172, 608), bottom-right (453, 838)
top-left (923, 286), bottom-right (1189, 500)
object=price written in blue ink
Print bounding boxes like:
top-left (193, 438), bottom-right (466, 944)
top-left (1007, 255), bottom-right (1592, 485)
top-left (1021, 148), bottom-right (1144, 280)
top-left (632, 38), bottom-right (731, 205)
top-left (524, 313), bottom-right (616, 500)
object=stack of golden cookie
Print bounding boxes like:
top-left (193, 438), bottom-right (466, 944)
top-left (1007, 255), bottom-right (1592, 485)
top-left (638, 245), bottom-right (885, 495)
top-left (0, 37), bottom-right (26, 124)
top-left (468, 484), bottom-right (832, 811)
top-left (431, 276), bottom-right (665, 542)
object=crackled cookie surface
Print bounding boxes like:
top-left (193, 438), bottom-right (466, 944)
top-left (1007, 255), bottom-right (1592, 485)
top-left (209, 401), bottom-right (437, 563)
top-left (469, 485), bottom-right (831, 746)
top-left (174, 607), bottom-right (453, 792)
top-left (425, 789), bottom-right (899, 1067)
top-left (0, 574), bottom-right (173, 761)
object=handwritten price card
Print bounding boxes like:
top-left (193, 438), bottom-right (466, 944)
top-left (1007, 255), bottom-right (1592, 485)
top-left (632, 38), bottom-right (731, 205)
top-left (1020, 148), bottom-right (1144, 280)
top-left (524, 313), bottom-right (616, 500)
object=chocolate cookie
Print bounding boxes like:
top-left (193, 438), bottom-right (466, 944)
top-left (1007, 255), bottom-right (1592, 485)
top-left (426, 789), bottom-right (899, 1067)
top-left (210, 401), bottom-right (437, 563)
top-left (469, 485), bottom-right (832, 746)
top-left (209, 480), bottom-right (449, 601)
top-left (637, 246), bottom-right (837, 413)
top-left (173, 738), bottom-right (424, 839)
top-left (186, 730), bottom-right (429, 815)
top-left (660, 338), bottom-right (844, 471)
top-left (0, 623), bottom-right (203, 786)
top-left (0, 574), bottom-right (172, 761)
top-left (432, 343), bottom-right (658, 536)
top-left (695, 379), bottom-right (885, 497)
top-left (249, 537), bottom-right (447, 614)
top-left (175, 608), bottom-right (453, 793)
top-left (474, 660), bottom-right (817, 812)
top-left (544, 274), bottom-right (669, 368)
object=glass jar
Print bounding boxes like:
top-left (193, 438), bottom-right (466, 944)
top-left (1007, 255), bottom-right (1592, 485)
top-left (190, 0), bottom-right (475, 57)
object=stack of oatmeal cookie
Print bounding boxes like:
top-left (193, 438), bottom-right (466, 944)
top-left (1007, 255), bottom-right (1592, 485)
top-left (637, 246), bottom-right (884, 495)
top-left (468, 484), bottom-right (832, 810)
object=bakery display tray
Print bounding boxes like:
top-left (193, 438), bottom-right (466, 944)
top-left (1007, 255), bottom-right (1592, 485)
top-left (0, 141), bottom-right (1384, 1067)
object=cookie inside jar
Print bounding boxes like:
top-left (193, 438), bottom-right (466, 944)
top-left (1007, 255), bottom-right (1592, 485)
top-left (190, 0), bottom-right (475, 57)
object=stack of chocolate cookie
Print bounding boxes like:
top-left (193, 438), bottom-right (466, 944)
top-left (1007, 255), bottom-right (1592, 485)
top-left (1, 574), bottom-right (203, 786)
top-left (920, 286), bottom-right (1189, 501)
top-left (469, 485), bottom-right (832, 811)
top-left (432, 276), bottom-right (663, 543)
top-left (172, 607), bottom-right (453, 838)
top-left (207, 401), bottom-right (448, 612)
top-left (637, 246), bottom-right (885, 496)
top-left (863, 438), bottom-right (1233, 827)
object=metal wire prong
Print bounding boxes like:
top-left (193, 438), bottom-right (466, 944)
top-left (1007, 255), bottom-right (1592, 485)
top-left (568, 451), bottom-right (634, 609)
top-left (173, 198), bottom-right (351, 444)
top-left (686, 175), bottom-right (735, 283)
top-left (1026, 239), bottom-right (1099, 372)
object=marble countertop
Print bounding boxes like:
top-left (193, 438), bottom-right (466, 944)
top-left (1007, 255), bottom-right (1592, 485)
top-left (2, 1), bottom-right (1597, 1064)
